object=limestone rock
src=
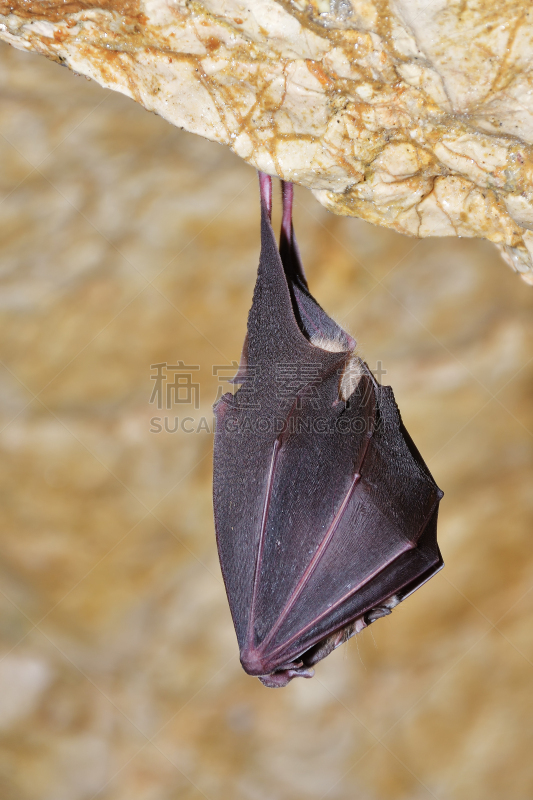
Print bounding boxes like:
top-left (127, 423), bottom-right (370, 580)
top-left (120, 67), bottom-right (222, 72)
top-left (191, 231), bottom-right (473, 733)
top-left (1, 0), bottom-right (533, 283)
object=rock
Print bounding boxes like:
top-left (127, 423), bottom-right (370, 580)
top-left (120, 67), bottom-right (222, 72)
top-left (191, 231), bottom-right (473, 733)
top-left (1, 0), bottom-right (533, 284)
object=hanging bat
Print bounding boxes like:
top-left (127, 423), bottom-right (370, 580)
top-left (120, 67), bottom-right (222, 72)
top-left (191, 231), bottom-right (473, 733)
top-left (213, 173), bottom-right (443, 688)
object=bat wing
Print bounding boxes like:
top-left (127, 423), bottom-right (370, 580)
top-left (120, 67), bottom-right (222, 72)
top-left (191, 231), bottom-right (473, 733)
top-left (248, 381), bottom-right (443, 676)
top-left (213, 174), bottom-right (443, 687)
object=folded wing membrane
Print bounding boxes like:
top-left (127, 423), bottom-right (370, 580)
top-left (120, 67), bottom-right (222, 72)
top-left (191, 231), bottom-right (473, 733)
top-left (213, 175), bottom-right (443, 687)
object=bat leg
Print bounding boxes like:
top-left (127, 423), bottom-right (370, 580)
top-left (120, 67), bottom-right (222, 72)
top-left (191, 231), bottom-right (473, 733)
top-left (259, 663), bottom-right (314, 688)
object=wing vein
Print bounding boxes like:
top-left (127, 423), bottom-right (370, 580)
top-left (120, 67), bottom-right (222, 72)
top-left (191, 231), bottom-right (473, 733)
top-left (256, 385), bottom-right (376, 658)
top-left (266, 541), bottom-right (414, 661)
top-left (266, 493), bottom-right (442, 663)
top-left (245, 438), bottom-right (280, 650)
top-left (257, 467), bottom-right (364, 656)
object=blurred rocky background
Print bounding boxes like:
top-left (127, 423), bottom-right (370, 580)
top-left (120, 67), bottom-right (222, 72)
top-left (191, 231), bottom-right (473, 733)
top-left (0, 40), bottom-right (532, 800)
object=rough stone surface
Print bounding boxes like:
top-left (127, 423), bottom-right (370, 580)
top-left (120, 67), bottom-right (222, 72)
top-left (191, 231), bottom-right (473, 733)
top-left (1, 1), bottom-right (533, 283)
top-left (1, 42), bottom-right (533, 800)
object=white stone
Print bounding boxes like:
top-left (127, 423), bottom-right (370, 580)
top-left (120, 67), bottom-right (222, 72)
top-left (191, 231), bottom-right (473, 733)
top-left (1, 0), bottom-right (533, 282)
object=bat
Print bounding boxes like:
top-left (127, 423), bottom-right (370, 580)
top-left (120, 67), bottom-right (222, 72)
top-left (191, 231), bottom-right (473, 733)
top-left (213, 173), bottom-right (444, 688)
